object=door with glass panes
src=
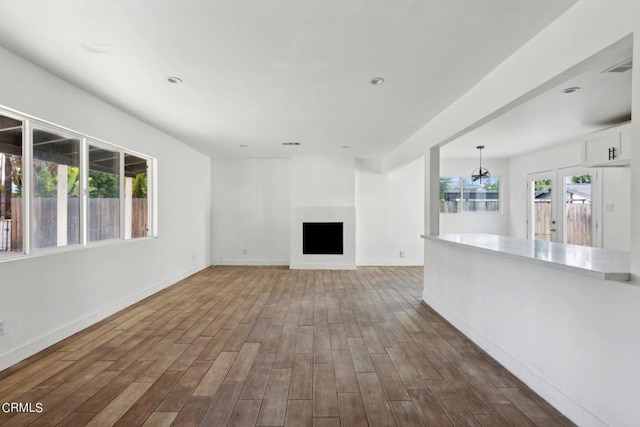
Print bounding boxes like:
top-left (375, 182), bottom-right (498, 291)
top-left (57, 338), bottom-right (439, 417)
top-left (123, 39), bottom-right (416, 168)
top-left (560, 167), bottom-right (597, 247)
top-left (528, 168), bottom-right (599, 246)
top-left (528, 171), bottom-right (557, 242)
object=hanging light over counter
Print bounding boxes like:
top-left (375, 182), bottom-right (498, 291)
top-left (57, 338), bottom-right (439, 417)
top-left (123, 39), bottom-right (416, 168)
top-left (471, 145), bottom-right (490, 184)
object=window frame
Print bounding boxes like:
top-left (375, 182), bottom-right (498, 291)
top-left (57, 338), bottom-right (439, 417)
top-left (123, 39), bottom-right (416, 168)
top-left (123, 151), bottom-right (153, 240)
top-left (439, 175), bottom-right (502, 214)
top-left (30, 121), bottom-right (84, 250)
top-left (0, 105), bottom-right (156, 263)
top-left (0, 110), bottom-right (26, 256)
top-left (86, 139), bottom-right (123, 244)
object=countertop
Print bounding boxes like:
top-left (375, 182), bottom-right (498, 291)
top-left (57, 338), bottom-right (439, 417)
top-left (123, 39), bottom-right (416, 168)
top-left (421, 233), bottom-right (630, 281)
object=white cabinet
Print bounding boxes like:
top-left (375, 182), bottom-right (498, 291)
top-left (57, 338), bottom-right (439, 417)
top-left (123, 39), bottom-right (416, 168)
top-left (582, 123), bottom-right (631, 167)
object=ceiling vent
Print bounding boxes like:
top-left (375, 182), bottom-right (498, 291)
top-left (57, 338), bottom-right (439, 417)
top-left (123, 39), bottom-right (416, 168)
top-left (602, 59), bottom-right (632, 73)
top-left (282, 141), bottom-right (301, 146)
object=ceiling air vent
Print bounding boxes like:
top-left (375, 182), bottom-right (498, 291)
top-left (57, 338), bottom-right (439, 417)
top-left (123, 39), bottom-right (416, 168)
top-left (282, 141), bottom-right (301, 146)
top-left (602, 59), bottom-right (633, 73)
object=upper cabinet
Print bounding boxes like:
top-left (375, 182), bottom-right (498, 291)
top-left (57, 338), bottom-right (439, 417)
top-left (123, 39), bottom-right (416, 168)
top-left (582, 122), bottom-right (631, 167)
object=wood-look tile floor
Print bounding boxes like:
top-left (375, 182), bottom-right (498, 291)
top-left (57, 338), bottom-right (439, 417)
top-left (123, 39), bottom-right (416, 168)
top-left (0, 266), bottom-right (575, 427)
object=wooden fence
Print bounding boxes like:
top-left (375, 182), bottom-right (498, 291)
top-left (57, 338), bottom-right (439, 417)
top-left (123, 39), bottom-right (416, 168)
top-left (533, 202), bottom-right (552, 242)
top-left (565, 203), bottom-right (591, 246)
top-left (534, 202), bottom-right (591, 246)
top-left (131, 199), bottom-right (148, 238)
top-left (440, 200), bottom-right (499, 213)
top-left (4, 197), bottom-right (147, 251)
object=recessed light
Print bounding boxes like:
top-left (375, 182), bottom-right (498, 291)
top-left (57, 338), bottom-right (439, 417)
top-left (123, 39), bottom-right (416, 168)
top-left (561, 86), bottom-right (580, 94)
top-left (168, 76), bottom-right (183, 84)
top-left (239, 144), bottom-right (248, 148)
top-left (369, 77), bottom-right (385, 85)
top-left (342, 145), bottom-right (350, 149)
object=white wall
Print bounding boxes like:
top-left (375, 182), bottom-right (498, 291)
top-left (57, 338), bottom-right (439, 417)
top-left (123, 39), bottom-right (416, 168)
top-left (356, 157), bottom-right (424, 265)
top-left (211, 158), bottom-right (291, 265)
top-left (602, 167), bottom-right (630, 251)
top-left (210, 155), bottom-right (423, 267)
top-left (210, 157), bottom-right (358, 268)
top-left (290, 157), bottom-right (355, 207)
top-left (0, 47), bottom-right (211, 370)
top-left (440, 158), bottom-right (509, 235)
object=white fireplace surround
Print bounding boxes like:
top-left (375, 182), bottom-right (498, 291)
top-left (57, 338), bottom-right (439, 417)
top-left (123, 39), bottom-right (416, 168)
top-left (290, 206), bottom-right (356, 270)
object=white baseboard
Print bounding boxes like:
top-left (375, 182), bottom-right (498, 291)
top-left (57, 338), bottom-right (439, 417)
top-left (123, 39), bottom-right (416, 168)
top-left (423, 292), bottom-right (606, 427)
top-left (215, 259), bottom-right (424, 268)
top-left (357, 259), bottom-right (424, 266)
top-left (217, 259), bottom-right (290, 266)
top-left (289, 263), bottom-right (357, 270)
top-left (0, 264), bottom-right (208, 372)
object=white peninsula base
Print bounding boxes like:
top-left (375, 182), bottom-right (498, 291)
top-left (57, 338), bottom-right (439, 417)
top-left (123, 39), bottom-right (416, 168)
top-left (422, 233), bottom-right (638, 427)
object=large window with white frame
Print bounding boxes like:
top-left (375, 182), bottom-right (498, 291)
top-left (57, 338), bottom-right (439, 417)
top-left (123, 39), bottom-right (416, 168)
top-left (0, 108), bottom-right (155, 260)
top-left (31, 125), bottom-right (82, 249)
top-left (440, 176), bottom-right (500, 213)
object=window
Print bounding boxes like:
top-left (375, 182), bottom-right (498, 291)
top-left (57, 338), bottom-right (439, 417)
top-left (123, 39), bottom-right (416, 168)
top-left (88, 143), bottom-right (120, 242)
top-left (0, 114), bottom-right (23, 257)
top-left (32, 126), bottom-right (81, 249)
top-left (440, 176), bottom-right (500, 213)
top-left (0, 107), bottom-right (155, 260)
top-left (124, 153), bottom-right (150, 239)
top-left (563, 173), bottom-right (592, 247)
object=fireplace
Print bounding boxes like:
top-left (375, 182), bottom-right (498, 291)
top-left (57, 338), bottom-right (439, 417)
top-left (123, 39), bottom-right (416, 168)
top-left (303, 222), bottom-right (343, 255)
top-left (290, 206), bottom-right (355, 270)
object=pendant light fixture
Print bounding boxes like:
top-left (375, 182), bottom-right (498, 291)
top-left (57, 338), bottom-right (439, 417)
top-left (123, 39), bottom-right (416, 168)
top-left (471, 145), bottom-right (490, 184)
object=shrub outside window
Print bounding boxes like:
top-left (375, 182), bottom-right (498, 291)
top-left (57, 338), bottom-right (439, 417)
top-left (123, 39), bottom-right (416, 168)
top-left (88, 143), bottom-right (121, 242)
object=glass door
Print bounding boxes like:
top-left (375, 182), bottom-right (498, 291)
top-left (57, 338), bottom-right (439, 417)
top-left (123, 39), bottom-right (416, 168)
top-left (560, 167), bottom-right (598, 247)
top-left (528, 171), bottom-right (557, 242)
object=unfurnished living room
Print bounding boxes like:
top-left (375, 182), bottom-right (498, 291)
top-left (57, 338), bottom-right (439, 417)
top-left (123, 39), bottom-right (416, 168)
top-left (0, 1), bottom-right (639, 426)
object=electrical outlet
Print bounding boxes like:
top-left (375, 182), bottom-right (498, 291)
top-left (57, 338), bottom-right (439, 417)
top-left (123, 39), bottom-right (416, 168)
top-left (0, 319), bottom-right (4, 336)
top-left (242, 249), bottom-right (247, 255)
top-left (399, 250), bottom-right (405, 258)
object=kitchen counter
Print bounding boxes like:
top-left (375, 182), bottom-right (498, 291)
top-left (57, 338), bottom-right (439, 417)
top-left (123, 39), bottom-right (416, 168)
top-left (421, 233), bottom-right (630, 281)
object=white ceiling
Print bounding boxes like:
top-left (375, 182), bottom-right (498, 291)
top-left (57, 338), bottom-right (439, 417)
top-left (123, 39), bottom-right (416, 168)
top-left (442, 38), bottom-right (633, 159)
top-left (0, 0), bottom-right (576, 160)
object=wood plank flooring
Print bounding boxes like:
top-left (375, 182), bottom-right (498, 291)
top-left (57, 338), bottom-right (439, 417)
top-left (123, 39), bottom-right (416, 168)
top-left (0, 266), bottom-right (574, 426)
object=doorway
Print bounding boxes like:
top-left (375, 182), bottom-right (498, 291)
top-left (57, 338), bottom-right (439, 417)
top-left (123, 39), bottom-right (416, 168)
top-left (528, 168), bottom-right (600, 246)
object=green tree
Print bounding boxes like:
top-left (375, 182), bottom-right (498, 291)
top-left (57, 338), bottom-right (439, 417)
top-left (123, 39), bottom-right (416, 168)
top-left (132, 173), bottom-right (147, 198)
top-left (534, 179), bottom-right (551, 191)
top-left (571, 174), bottom-right (591, 184)
top-left (440, 177), bottom-right (457, 200)
top-left (483, 180), bottom-right (499, 191)
top-left (34, 163), bottom-right (56, 197)
top-left (89, 171), bottom-right (119, 198)
top-left (67, 166), bottom-right (80, 197)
